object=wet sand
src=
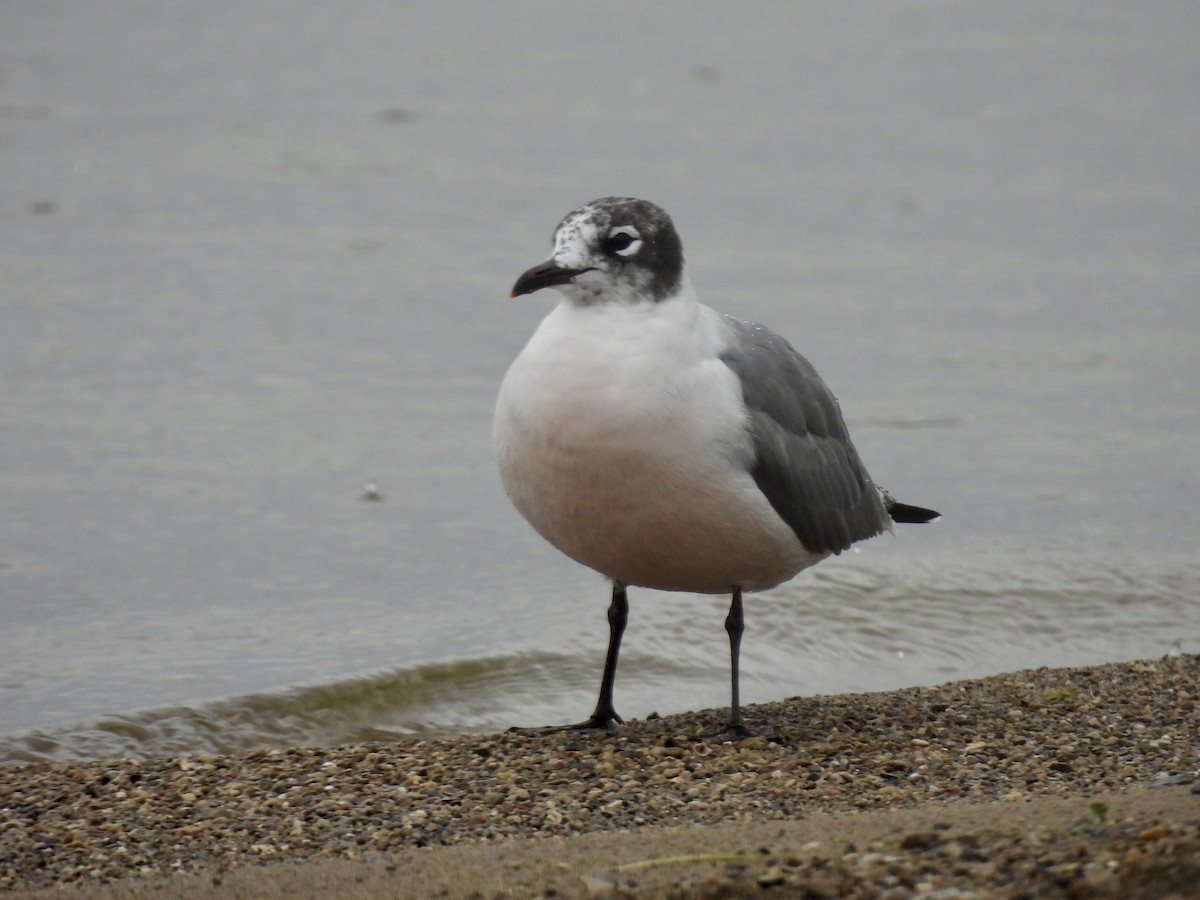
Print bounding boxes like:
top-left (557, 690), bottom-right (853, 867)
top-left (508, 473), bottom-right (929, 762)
top-left (4, 655), bottom-right (1197, 898)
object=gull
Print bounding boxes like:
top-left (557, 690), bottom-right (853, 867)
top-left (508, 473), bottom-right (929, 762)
top-left (494, 197), bottom-right (939, 737)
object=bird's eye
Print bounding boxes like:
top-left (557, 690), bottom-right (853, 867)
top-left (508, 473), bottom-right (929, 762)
top-left (603, 228), bottom-right (641, 257)
top-left (605, 232), bottom-right (635, 252)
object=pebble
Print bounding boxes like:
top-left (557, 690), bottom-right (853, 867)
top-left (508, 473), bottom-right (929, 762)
top-left (0, 655), bottom-right (1197, 896)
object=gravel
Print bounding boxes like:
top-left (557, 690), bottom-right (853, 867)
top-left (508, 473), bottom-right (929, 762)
top-left (1, 655), bottom-right (1196, 896)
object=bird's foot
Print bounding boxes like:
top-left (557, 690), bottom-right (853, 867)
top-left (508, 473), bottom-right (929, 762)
top-left (704, 721), bottom-right (752, 743)
top-left (509, 710), bottom-right (623, 737)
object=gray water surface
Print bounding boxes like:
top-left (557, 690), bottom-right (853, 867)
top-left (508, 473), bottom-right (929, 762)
top-left (2, 1), bottom-right (1198, 762)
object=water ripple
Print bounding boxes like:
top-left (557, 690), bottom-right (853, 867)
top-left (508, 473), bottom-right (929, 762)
top-left (3, 553), bottom-right (1195, 765)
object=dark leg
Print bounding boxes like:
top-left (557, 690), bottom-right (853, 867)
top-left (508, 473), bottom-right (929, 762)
top-left (514, 581), bottom-right (627, 735)
top-left (726, 587), bottom-right (744, 728)
top-left (708, 587), bottom-right (750, 740)
top-left (584, 581), bottom-right (628, 731)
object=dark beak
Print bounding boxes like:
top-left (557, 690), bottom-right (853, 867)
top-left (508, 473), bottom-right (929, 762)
top-left (510, 261), bottom-right (595, 298)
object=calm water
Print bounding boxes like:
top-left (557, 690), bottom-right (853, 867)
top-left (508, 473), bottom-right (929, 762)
top-left (2, 1), bottom-right (1197, 764)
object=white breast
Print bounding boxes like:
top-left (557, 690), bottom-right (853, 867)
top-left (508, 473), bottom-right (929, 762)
top-left (494, 288), bottom-right (821, 594)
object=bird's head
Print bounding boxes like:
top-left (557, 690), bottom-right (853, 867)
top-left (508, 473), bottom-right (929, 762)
top-left (510, 197), bottom-right (684, 306)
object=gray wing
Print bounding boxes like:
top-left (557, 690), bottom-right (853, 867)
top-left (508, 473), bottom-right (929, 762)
top-left (719, 316), bottom-right (890, 555)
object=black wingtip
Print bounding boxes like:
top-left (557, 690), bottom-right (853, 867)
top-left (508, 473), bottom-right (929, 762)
top-left (887, 501), bottom-right (941, 524)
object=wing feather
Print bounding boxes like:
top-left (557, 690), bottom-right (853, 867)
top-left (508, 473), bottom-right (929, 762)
top-left (719, 317), bottom-right (890, 554)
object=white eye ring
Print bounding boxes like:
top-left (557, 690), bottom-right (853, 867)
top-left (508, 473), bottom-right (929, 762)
top-left (604, 227), bottom-right (642, 257)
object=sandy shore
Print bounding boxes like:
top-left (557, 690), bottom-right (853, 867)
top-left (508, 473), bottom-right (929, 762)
top-left (3, 655), bottom-right (1197, 898)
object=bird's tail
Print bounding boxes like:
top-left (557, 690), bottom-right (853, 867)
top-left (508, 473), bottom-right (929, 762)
top-left (888, 501), bottom-right (941, 523)
top-left (878, 487), bottom-right (941, 523)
